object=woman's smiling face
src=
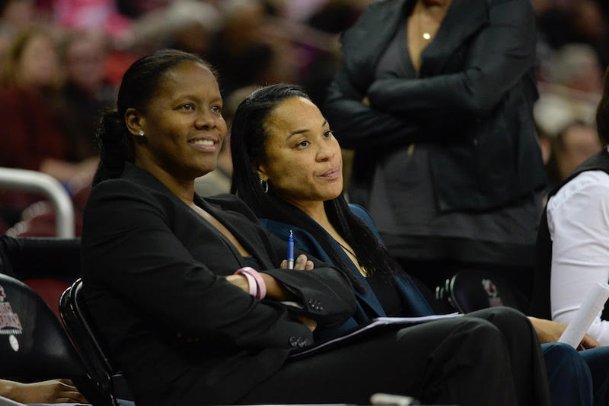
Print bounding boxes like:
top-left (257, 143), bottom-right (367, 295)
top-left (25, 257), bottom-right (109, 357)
top-left (257, 96), bottom-right (343, 207)
top-left (131, 61), bottom-right (227, 181)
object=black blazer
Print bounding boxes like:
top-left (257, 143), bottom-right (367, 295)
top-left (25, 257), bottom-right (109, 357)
top-left (325, 0), bottom-right (546, 212)
top-left (81, 163), bottom-right (356, 406)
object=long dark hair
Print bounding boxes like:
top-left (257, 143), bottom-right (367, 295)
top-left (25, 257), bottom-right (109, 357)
top-left (230, 84), bottom-right (397, 285)
top-left (93, 49), bottom-right (213, 185)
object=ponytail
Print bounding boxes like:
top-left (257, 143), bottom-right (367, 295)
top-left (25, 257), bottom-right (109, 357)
top-left (93, 110), bottom-right (134, 186)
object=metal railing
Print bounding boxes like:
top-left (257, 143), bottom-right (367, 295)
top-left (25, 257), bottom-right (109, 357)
top-left (0, 167), bottom-right (75, 238)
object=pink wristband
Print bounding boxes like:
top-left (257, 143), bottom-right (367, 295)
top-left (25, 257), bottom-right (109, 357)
top-left (235, 269), bottom-right (257, 297)
top-left (235, 267), bottom-right (267, 300)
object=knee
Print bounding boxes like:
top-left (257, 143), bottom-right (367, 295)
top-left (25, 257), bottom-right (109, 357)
top-left (436, 318), bottom-right (510, 366)
top-left (471, 306), bottom-right (532, 334)
top-left (542, 342), bottom-right (593, 399)
top-left (542, 342), bottom-right (591, 378)
top-left (442, 317), bottom-right (507, 355)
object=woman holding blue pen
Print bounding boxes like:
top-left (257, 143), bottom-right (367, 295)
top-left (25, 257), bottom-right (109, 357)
top-left (229, 83), bottom-right (609, 406)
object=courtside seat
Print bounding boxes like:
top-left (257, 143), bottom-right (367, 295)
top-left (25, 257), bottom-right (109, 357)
top-left (0, 273), bottom-right (102, 404)
top-left (60, 279), bottom-right (135, 405)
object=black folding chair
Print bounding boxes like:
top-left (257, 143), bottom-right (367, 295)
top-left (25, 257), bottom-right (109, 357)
top-left (436, 269), bottom-right (526, 314)
top-left (60, 278), bottom-right (134, 406)
top-left (0, 272), bottom-right (100, 403)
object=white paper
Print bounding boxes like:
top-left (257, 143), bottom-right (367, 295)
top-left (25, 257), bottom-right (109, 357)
top-left (559, 282), bottom-right (609, 348)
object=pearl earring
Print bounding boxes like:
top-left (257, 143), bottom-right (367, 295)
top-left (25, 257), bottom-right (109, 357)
top-left (138, 130), bottom-right (145, 137)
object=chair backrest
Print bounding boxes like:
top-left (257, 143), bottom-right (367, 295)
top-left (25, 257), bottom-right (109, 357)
top-left (436, 270), bottom-right (525, 314)
top-left (0, 272), bottom-right (112, 404)
top-left (0, 272), bottom-right (83, 381)
top-left (60, 278), bottom-right (131, 405)
top-left (0, 236), bottom-right (80, 320)
top-left (22, 278), bottom-right (71, 319)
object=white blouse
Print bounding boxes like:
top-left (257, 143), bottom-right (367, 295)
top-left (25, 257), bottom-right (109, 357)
top-left (548, 170), bottom-right (609, 345)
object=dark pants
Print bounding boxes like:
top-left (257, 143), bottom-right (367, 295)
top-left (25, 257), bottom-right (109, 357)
top-left (580, 347), bottom-right (609, 406)
top-left (543, 342), bottom-right (593, 406)
top-left (239, 307), bottom-right (550, 406)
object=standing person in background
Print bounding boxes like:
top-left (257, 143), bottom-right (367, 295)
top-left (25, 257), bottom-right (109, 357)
top-left (325, 0), bottom-right (547, 310)
top-left (57, 31), bottom-right (114, 163)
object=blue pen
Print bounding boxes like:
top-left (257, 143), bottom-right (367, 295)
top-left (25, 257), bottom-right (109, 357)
top-left (287, 229), bottom-right (295, 270)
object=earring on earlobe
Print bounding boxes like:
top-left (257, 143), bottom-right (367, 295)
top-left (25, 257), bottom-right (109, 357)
top-left (260, 179), bottom-right (269, 194)
top-left (138, 130), bottom-right (145, 137)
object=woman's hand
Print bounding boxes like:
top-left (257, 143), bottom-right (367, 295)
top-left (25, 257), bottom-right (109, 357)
top-left (280, 254), bottom-right (314, 270)
top-left (0, 379), bottom-right (88, 404)
top-left (226, 256), bottom-right (312, 300)
top-left (528, 317), bottom-right (599, 349)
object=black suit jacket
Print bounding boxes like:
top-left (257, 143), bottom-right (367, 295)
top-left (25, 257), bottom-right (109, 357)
top-left (325, 0), bottom-right (546, 212)
top-left (81, 163), bottom-right (356, 405)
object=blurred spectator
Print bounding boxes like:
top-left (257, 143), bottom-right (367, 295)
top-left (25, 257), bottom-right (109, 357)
top-left (534, 42), bottom-right (604, 194)
top-left (0, 27), bottom-right (96, 227)
top-left (299, 0), bottom-right (369, 106)
top-left (537, 0), bottom-right (609, 67)
top-left (545, 122), bottom-right (602, 190)
top-left (0, 0), bottom-right (37, 57)
top-left (207, 0), bottom-right (297, 97)
top-left (126, 0), bottom-right (221, 55)
top-left (114, 0), bottom-right (169, 19)
top-left (51, 0), bottom-right (131, 39)
top-left (56, 30), bottom-right (114, 162)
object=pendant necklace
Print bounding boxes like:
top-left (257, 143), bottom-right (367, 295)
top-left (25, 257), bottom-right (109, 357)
top-left (418, 8), bottom-right (433, 42)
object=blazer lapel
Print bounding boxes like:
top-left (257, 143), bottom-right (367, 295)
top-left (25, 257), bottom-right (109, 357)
top-left (200, 197), bottom-right (275, 269)
top-left (343, 0), bottom-right (409, 88)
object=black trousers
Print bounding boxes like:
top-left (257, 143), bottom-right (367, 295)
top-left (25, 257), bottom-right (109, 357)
top-left (239, 307), bottom-right (550, 406)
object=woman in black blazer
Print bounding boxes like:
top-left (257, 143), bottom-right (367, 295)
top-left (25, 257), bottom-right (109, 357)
top-left (325, 0), bottom-right (547, 310)
top-left (81, 49), bottom-right (551, 406)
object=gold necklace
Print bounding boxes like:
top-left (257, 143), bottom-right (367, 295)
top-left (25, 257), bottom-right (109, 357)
top-left (337, 241), bottom-right (368, 276)
top-left (418, 9), bottom-right (433, 41)
top-left (337, 241), bottom-right (356, 257)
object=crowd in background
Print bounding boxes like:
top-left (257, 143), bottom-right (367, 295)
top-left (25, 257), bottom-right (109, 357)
top-left (0, 0), bottom-right (607, 234)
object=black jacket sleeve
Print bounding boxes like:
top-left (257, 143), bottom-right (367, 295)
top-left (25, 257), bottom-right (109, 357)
top-left (82, 180), bottom-right (355, 350)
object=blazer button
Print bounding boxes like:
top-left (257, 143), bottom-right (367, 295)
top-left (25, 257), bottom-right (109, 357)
top-left (289, 336), bottom-right (299, 347)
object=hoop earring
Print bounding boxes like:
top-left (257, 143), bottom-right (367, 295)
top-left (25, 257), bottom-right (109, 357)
top-left (260, 179), bottom-right (269, 194)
